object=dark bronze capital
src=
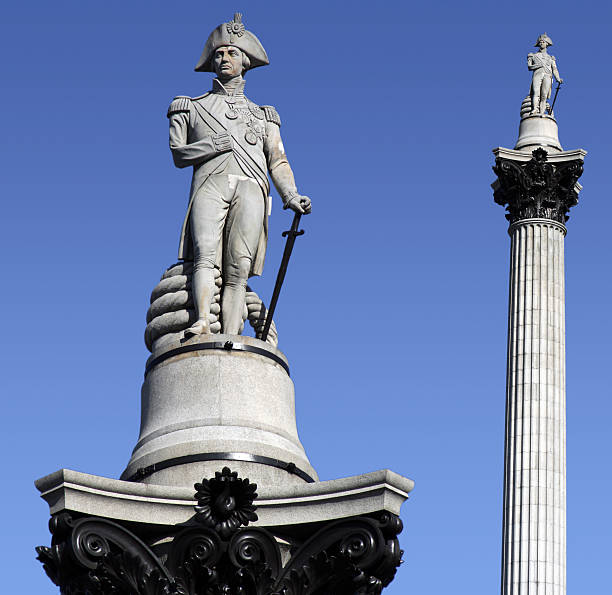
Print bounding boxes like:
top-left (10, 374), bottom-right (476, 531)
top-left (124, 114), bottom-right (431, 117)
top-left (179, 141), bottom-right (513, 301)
top-left (493, 148), bottom-right (583, 224)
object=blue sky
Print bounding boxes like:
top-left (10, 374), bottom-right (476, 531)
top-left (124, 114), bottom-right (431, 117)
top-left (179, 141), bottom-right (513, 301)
top-left (1, 1), bottom-right (611, 593)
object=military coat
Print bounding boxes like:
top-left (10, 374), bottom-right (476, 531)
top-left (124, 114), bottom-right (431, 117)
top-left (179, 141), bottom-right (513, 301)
top-left (168, 78), bottom-right (289, 274)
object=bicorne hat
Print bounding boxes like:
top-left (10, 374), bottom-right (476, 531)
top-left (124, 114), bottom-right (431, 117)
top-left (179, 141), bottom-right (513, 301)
top-left (534, 33), bottom-right (553, 48)
top-left (194, 13), bottom-right (269, 72)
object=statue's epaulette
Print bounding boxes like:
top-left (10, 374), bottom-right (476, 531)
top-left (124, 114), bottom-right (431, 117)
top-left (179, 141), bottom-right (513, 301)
top-left (167, 96), bottom-right (191, 118)
top-left (261, 105), bottom-right (281, 126)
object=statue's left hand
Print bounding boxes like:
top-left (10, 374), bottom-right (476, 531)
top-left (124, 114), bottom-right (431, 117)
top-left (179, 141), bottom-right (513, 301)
top-left (285, 194), bottom-right (312, 215)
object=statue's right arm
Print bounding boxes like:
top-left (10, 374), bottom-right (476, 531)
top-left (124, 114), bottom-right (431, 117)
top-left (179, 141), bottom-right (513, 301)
top-left (167, 97), bottom-right (232, 169)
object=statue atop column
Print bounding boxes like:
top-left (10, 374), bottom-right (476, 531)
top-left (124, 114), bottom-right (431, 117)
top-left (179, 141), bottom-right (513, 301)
top-left (527, 33), bottom-right (563, 115)
top-left (168, 13), bottom-right (311, 338)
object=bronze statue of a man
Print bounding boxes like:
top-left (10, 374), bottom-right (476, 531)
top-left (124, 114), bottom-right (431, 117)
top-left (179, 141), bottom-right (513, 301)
top-left (528, 33), bottom-right (563, 115)
top-left (168, 13), bottom-right (311, 336)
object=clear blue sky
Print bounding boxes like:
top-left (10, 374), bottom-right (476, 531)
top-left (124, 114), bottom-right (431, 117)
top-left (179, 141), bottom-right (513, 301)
top-left (1, 1), bottom-right (610, 593)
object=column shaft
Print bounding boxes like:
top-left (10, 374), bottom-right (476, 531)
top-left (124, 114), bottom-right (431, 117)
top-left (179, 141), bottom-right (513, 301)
top-left (501, 219), bottom-right (566, 595)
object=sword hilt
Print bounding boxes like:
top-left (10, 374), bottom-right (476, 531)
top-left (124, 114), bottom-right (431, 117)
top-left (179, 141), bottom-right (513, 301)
top-left (282, 212), bottom-right (304, 238)
top-left (282, 229), bottom-right (304, 238)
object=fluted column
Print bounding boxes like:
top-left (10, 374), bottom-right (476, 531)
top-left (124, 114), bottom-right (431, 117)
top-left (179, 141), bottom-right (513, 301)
top-left (501, 219), bottom-right (566, 594)
top-left (493, 147), bottom-right (584, 595)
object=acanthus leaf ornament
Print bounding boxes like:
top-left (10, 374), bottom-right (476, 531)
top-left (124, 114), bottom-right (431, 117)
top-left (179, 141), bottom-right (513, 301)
top-left (35, 513), bottom-right (177, 595)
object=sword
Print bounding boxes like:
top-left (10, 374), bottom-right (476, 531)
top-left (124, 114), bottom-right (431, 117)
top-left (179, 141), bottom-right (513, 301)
top-left (260, 211), bottom-right (304, 342)
top-left (548, 81), bottom-right (562, 115)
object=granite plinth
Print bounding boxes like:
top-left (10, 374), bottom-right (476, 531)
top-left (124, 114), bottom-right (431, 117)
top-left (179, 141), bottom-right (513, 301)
top-left (122, 334), bottom-right (317, 488)
top-left (515, 113), bottom-right (562, 153)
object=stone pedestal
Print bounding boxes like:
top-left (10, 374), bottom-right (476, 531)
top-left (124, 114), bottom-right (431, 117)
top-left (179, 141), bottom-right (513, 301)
top-left (122, 334), bottom-right (317, 488)
top-left (493, 146), bottom-right (585, 595)
top-left (514, 95), bottom-right (562, 154)
top-left (515, 114), bottom-right (562, 153)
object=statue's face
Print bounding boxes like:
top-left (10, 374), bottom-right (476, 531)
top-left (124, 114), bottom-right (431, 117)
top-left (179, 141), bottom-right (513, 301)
top-left (537, 40), bottom-right (549, 51)
top-left (213, 46), bottom-right (243, 78)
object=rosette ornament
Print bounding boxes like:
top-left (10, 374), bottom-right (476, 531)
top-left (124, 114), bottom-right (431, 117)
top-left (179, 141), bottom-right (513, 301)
top-left (194, 467), bottom-right (258, 538)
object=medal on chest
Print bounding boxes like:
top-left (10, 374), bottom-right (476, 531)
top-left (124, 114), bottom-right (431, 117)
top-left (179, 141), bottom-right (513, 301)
top-left (225, 97), bottom-right (239, 120)
top-left (224, 97), bottom-right (266, 145)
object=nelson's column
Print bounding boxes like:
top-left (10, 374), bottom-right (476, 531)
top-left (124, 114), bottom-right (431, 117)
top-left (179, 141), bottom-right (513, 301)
top-left (34, 14), bottom-right (414, 594)
top-left (492, 33), bottom-right (585, 595)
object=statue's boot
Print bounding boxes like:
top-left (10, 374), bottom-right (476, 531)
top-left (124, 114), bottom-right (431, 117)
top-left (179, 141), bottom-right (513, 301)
top-left (185, 319), bottom-right (210, 336)
top-left (221, 284), bottom-right (246, 335)
top-left (188, 265), bottom-right (215, 337)
top-left (530, 92), bottom-right (540, 115)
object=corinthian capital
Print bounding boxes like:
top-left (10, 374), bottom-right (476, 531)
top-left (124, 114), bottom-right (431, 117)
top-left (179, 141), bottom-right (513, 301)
top-left (493, 148), bottom-right (583, 224)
